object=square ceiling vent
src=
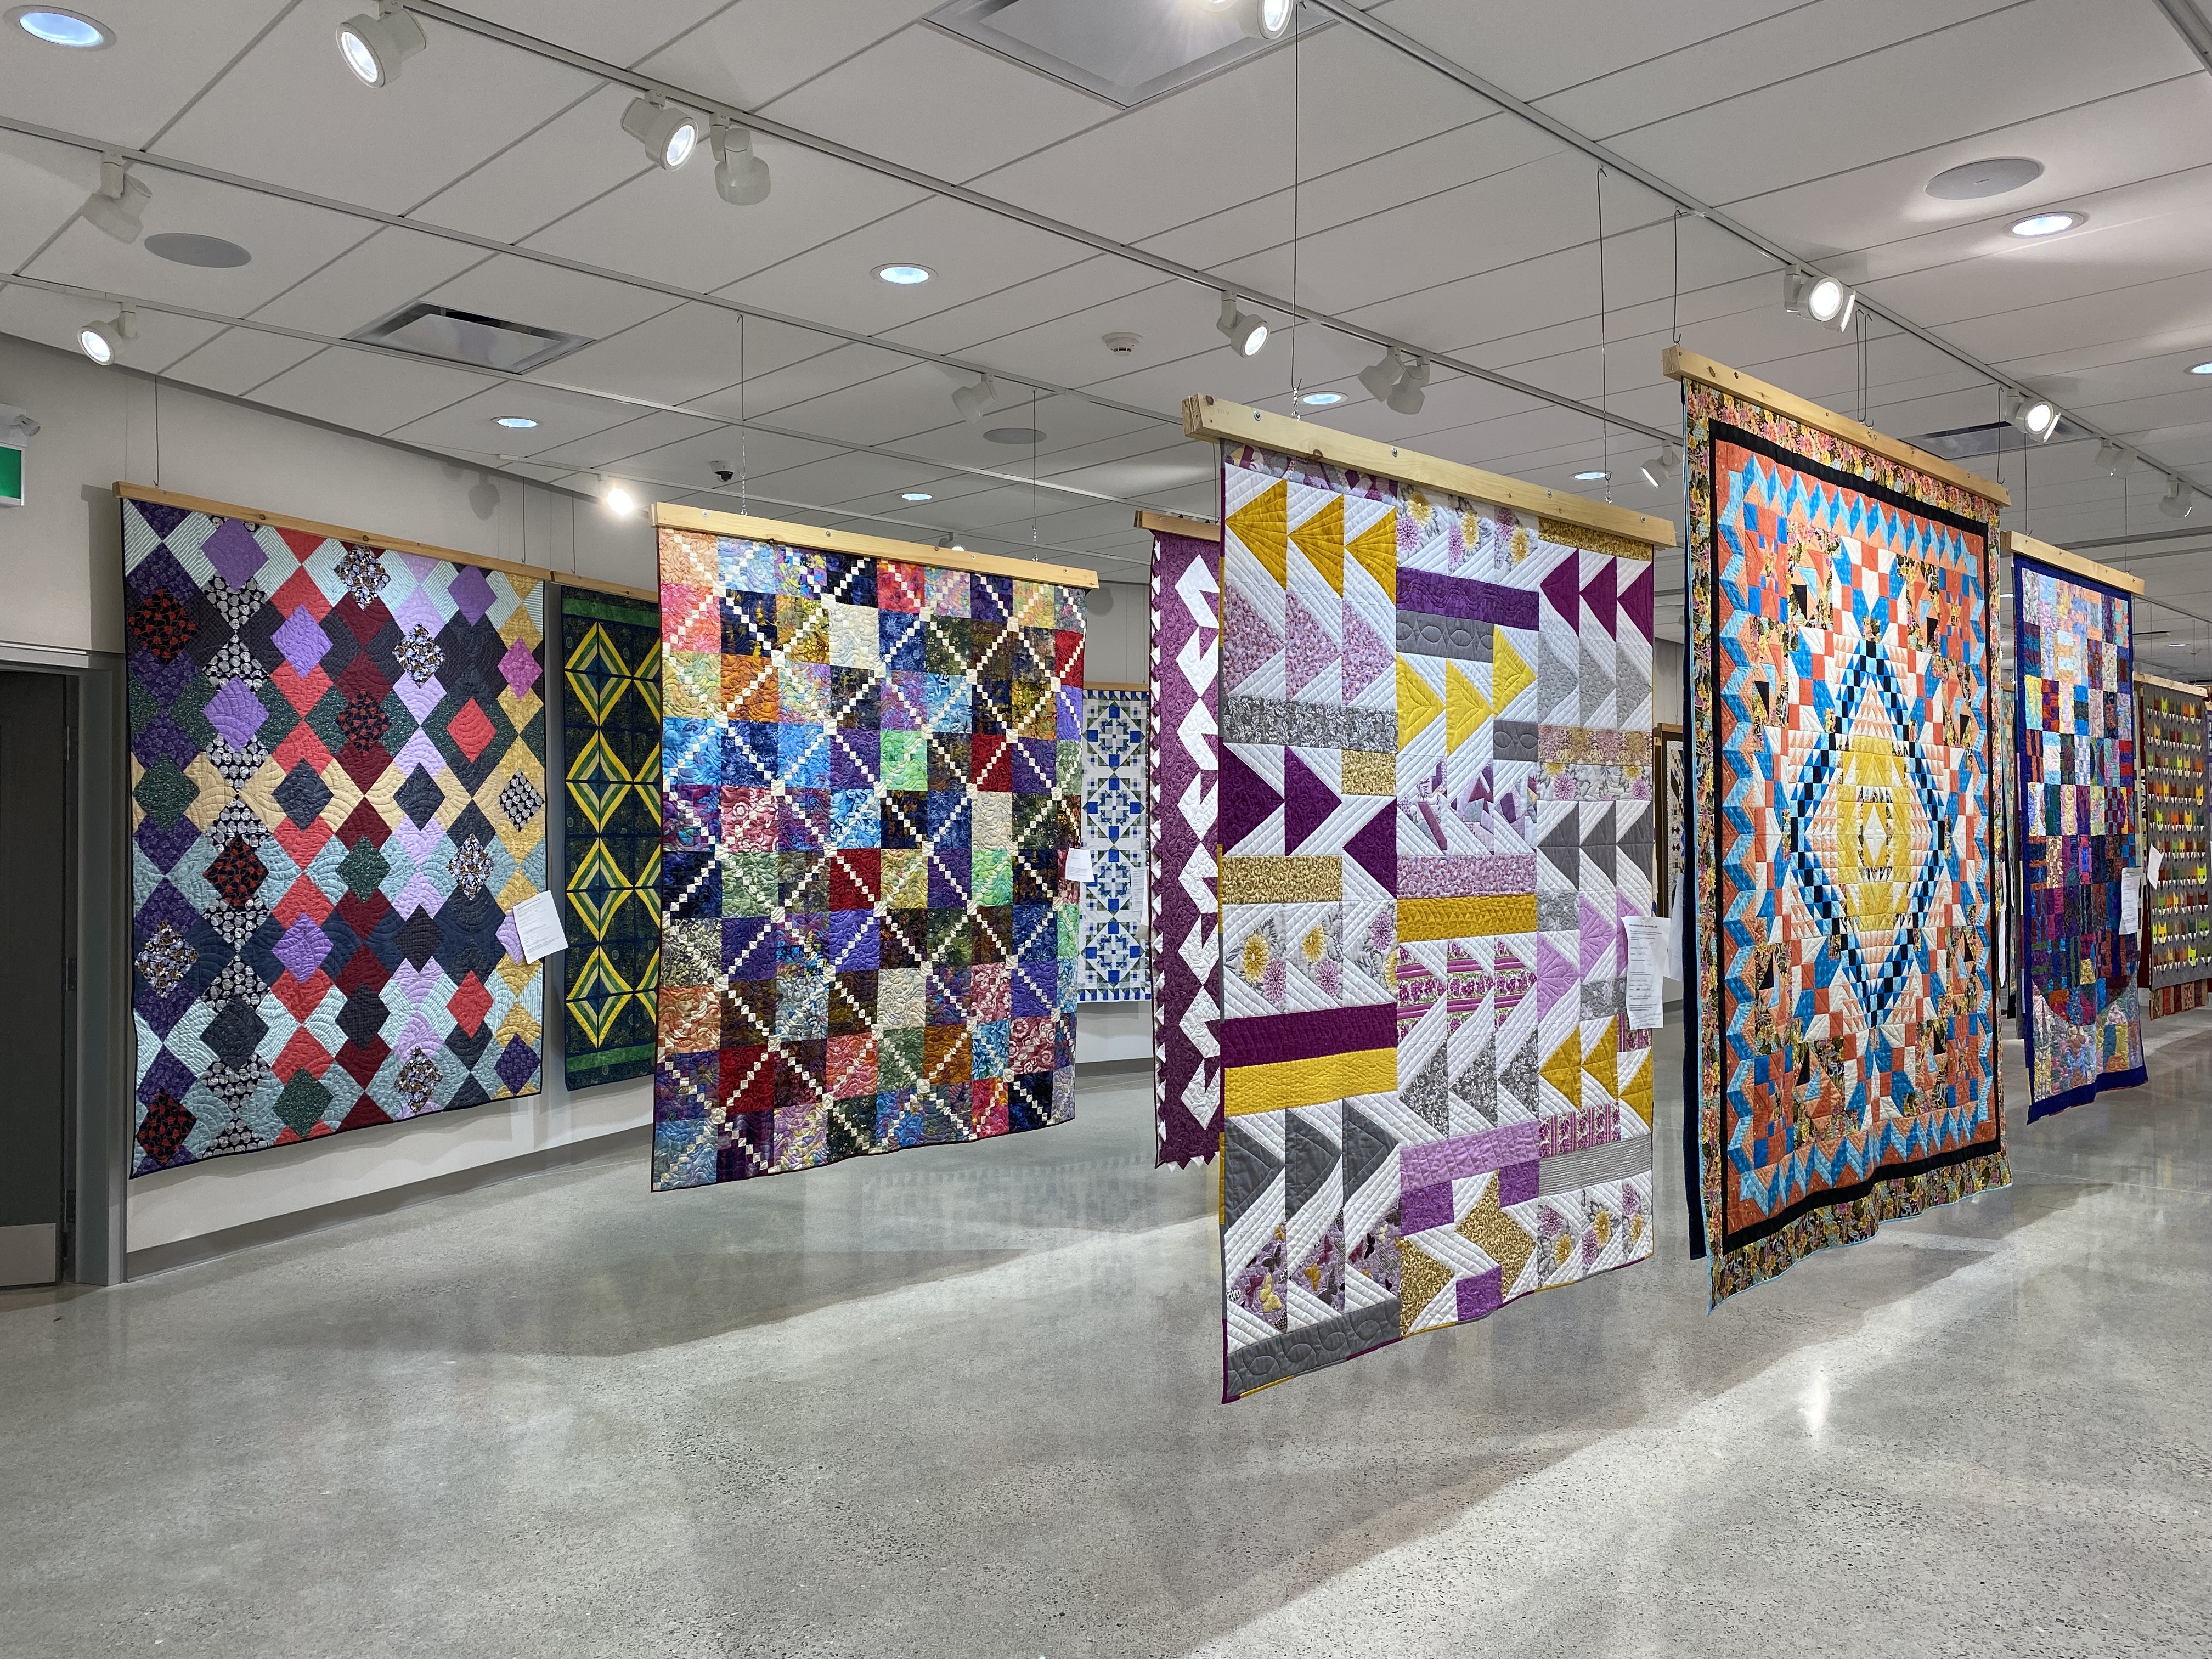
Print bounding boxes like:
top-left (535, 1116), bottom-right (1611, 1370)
top-left (1911, 417), bottom-right (2091, 459)
top-left (929, 0), bottom-right (1284, 106)
top-left (349, 303), bottom-right (591, 375)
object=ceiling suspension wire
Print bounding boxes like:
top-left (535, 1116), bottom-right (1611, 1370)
top-left (1595, 164), bottom-right (1612, 503)
top-left (1288, 0), bottom-right (1302, 410)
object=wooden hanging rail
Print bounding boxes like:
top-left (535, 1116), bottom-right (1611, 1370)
top-left (2136, 669), bottom-right (2207, 697)
top-left (112, 482), bottom-right (657, 601)
top-left (1662, 348), bottom-right (2011, 507)
top-left (1181, 394), bottom-right (1677, 549)
top-left (2001, 530), bottom-right (2147, 596)
top-left (1136, 509), bottom-right (1222, 542)
top-left (654, 502), bottom-right (1099, 589)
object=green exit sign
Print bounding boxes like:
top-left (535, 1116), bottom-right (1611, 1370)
top-left (0, 443), bottom-right (20, 507)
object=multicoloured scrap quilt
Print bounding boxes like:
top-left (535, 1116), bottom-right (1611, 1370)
top-left (1215, 445), bottom-right (1657, 1401)
top-left (2013, 553), bottom-right (2145, 1115)
top-left (1686, 381), bottom-right (2008, 1304)
top-left (1077, 687), bottom-right (1149, 1001)
top-left (653, 527), bottom-right (1084, 1189)
top-left (560, 589), bottom-right (661, 1087)
top-left (124, 494), bottom-right (547, 1175)
top-left (1151, 530), bottom-right (1223, 1167)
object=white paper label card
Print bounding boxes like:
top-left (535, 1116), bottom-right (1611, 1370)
top-left (1664, 873), bottom-right (1685, 984)
top-left (1623, 916), bottom-right (1667, 1031)
top-left (1064, 847), bottom-right (1095, 884)
top-left (2120, 867), bottom-right (2141, 933)
top-left (512, 889), bottom-right (569, 963)
top-left (2148, 847), bottom-right (2165, 888)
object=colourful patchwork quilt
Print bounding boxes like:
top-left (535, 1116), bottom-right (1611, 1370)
top-left (1077, 687), bottom-right (1149, 1001)
top-left (1150, 529), bottom-right (1223, 1167)
top-left (652, 527), bottom-right (1085, 1188)
top-left (560, 589), bottom-right (661, 1088)
top-left (1686, 381), bottom-right (2008, 1304)
top-left (1214, 445), bottom-right (1657, 1400)
top-left (2014, 553), bottom-right (2145, 1115)
top-left (124, 494), bottom-right (547, 1174)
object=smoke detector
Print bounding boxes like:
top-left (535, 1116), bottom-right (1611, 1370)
top-left (1102, 332), bottom-right (1141, 355)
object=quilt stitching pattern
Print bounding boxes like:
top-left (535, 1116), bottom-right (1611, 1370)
top-left (125, 496), bottom-right (546, 1174)
top-left (652, 528), bottom-right (1084, 1188)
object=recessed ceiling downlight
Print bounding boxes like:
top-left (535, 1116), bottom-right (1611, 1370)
top-left (495, 416), bottom-right (538, 429)
top-left (901, 491), bottom-right (933, 501)
top-left (1573, 470), bottom-right (1609, 481)
top-left (1926, 157), bottom-right (2042, 200)
top-left (874, 264), bottom-right (933, 285)
top-left (10, 7), bottom-right (110, 47)
top-left (2190, 362), bottom-right (2212, 376)
top-left (2010, 211), bottom-right (2083, 238)
top-left (984, 427), bottom-right (1045, 445)
top-left (145, 233), bottom-right (251, 269)
top-left (1299, 390), bottom-right (1343, 406)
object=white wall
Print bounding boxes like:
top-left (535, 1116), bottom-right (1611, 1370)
top-left (0, 333), bottom-right (661, 1255)
top-left (1084, 579), bottom-right (1149, 686)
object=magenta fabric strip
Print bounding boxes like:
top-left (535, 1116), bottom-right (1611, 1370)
top-left (1399, 1120), bottom-right (1542, 1190)
top-left (1218, 1002), bottom-right (1396, 1070)
top-left (1396, 568), bottom-right (1539, 630)
top-left (1150, 531), bottom-right (1224, 1167)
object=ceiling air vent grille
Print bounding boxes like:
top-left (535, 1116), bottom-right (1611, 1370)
top-left (1911, 417), bottom-right (2090, 459)
top-left (349, 303), bottom-right (591, 374)
top-left (929, 0), bottom-right (1285, 108)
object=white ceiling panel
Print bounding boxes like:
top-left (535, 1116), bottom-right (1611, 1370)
top-left (246, 225), bottom-right (489, 338)
top-left (0, 283), bottom-right (223, 370)
top-left (159, 325), bottom-right (325, 397)
top-left (0, 131), bottom-right (107, 275)
top-left (0, 0), bottom-right (283, 149)
top-left (155, 6), bottom-right (595, 215)
top-left (517, 408), bottom-right (726, 471)
top-left (613, 426), bottom-right (849, 493)
top-left (520, 136), bottom-right (929, 295)
top-left (408, 85), bottom-right (652, 248)
top-left (379, 381), bottom-right (644, 457)
top-left (249, 345), bottom-right (492, 432)
top-left (420, 253), bottom-right (682, 342)
top-left (635, 0), bottom-right (943, 109)
top-left (1374, 0), bottom-right (1799, 103)
top-left (449, 0), bottom-right (731, 71)
top-left (755, 25), bottom-right (1108, 185)
top-left (548, 302), bottom-right (782, 409)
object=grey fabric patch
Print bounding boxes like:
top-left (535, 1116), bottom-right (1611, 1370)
top-left (1222, 695), bottom-right (1286, 745)
top-left (1581, 809), bottom-right (1616, 848)
top-left (1286, 700), bottom-right (1346, 748)
top-left (1499, 1038), bottom-right (1538, 1113)
top-left (1537, 892), bottom-right (1581, 932)
top-left (1579, 635), bottom-right (1616, 725)
top-left (1541, 633), bottom-right (1578, 718)
top-left (1537, 1135), bottom-right (1654, 1194)
top-left (1225, 1304), bottom-right (1401, 1397)
top-left (1342, 707), bottom-right (1395, 754)
top-left (1495, 719), bottom-right (1539, 761)
top-left (1284, 1111), bottom-right (1341, 1215)
top-left (1581, 975), bottom-right (1624, 1021)
top-left (1451, 1041), bottom-right (1496, 1131)
top-left (1342, 1104), bottom-right (1397, 1197)
top-left (1618, 800), bottom-right (1654, 851)
top-left (1585, 839), bottom-right (1616, 884)
top-left (1395, 610), bottom-right (1491, 663)
top-left (1402, 1043), bottom-right (1451, 1132)
top-left (1224, 1122), bottom-right (1284, 1230)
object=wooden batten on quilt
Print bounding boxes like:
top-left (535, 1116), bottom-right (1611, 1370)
top-left (1135, 509), bottom-right (1222, 542)
top-left (1182, 394), bottom-right (1678, 550)
top-left (1662, 347), bottom-right (2012, 507)
top-left (652, 501), bottom-right (1100, 589)
top-left (2000, 529), bottom-right (2146, 596)
top-left (112, 482), bottom-right (656, 603)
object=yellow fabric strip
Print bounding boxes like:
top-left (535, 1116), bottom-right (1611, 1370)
top-left (1397, 894), bottom-right (1539, 941)
top-left (1218, 855), bottom-right (1342, 905)
top-left (1339, 750), bottom-right (1397, 795)
top-left (1224, 1047), bottom-right (1398, 1115)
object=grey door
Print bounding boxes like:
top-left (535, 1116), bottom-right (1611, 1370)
top-left (0, 673), bottom-right (68, 1286)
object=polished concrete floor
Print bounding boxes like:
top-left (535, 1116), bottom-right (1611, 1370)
top-left (5, 1012), bottom-right (2211, 1658)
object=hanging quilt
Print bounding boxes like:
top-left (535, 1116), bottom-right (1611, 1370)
top-left (1214, 444), bottom-right (1657, 1401)
top-left (560, 589), bottom-right (662, 1088)
top-left (1077, 687), bottom-right (1150, 1001)
top-left (2013, 552), bottom-right (2145, 1114)
top-left (123, 492), bottom-right (547, 1175)
top-left (1150, 529), bottom-right (1223, 1167)
top-left (2135, 675), bottom-right (2208, 1013)
top-left (653, 525), bottom-right (1085, 1188)
top-left (1686, 378), bottom-right (2008, 1304)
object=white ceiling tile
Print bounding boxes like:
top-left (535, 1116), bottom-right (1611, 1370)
top-left (441, 0), bottom-right (733, 71)
top-left (408, 85), bottom-right (654, 248)
top-left (159, 326), bottom-right (324, 397)
top-left (0, 0), bottom-right (285, 149)
top-left (249, 346), bottom-right (492, 431)
top-left (755, 25), bottom-right (1108, 185)
top-left (155, 5), bottom-right (595, 214)
top-left (0, 283), bottom-right (223, 371)
top-left (379, 382), bottom-right (643, 457)
top-left (1370, 0), bottom-right (1801, 103)
top-left (633, 0), bottom-right (940, 108)
top-left (518, 409), bottom-right (726, 472)
top-left (247, 225), bottom-right (489, 338)
top-left (419, 253), bottom-right (682, 343)
top-left (0, 131), bottom-right (104, 274)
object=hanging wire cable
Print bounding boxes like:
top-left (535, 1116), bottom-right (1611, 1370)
top-left (1288, 1), bottom-right (1303, 410)
top-left (1595, 165), bottom-right (1611, 500)
top-left (738, 312), bottom-right (749, 515)
top-left (1030, 386), bottom-right (1040, 544)
top-left (1670, 210), bottom-right (1681, 346)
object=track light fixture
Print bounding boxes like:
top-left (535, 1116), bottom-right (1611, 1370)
top-left (1202, 0), bottom-right (1295, 41)
top-left (77, 300), bottom-right (135, 365)
top-left (1216, 294), bottom-right (1267, 358)
top-left (2003, 389), bottom-right (2059, 442)
top-left (2096, 440), bottom-right (2130, 476)
top-left (1783, 269), bottom-right (1855, 331)
top-left (1638, 448), bottom-right (1679, 489)
top-left (709, 120), bottom-right (770, 206)
top-left (602, 481), bottom-right (637, 517)
top-left (2161, 477), bottom-right (2194, 520)
top-left (1357, 348), bottom-right (1428, 414)
top-left (336, 2), bottom-right (424, 87)
top-left (622, 94), bottom-right (701, 171)
top-left (78, 153), bottom-right (148, 243)
top-left (951, 372), bottom-right (998, 422)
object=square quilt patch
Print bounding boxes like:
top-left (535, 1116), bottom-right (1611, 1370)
top-left (1078, 687), bottom-right (1150, 1001)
